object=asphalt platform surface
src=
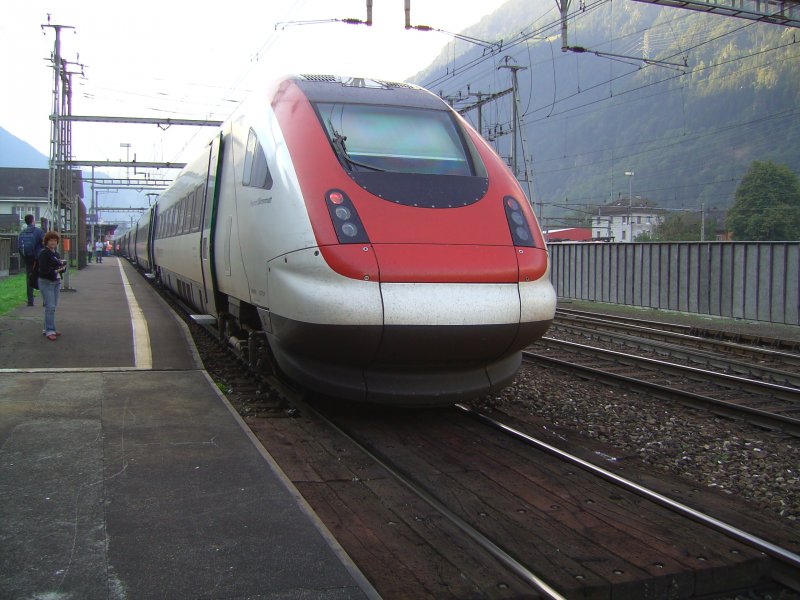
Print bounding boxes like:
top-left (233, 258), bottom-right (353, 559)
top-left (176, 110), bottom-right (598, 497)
top-left (0, 258), bottom-right (377, 599)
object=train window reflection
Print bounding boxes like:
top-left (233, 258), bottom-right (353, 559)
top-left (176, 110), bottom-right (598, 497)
top-left (317, 103), bottom-right (479, 176)
top-left (243, 128), bottom-right (273, 190)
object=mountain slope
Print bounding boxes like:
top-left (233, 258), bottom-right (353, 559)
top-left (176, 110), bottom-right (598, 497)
top-left (0, 128), bottom-right (48, 168)
top-left (410, 0), bottom-right (800, 225)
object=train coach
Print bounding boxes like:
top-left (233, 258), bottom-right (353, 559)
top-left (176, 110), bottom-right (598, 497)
top-left (122, 74), bottom-right (556, 405)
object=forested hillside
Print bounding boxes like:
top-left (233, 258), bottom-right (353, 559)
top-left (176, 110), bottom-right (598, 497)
top-left (410, 0), bottom-right (800, 228)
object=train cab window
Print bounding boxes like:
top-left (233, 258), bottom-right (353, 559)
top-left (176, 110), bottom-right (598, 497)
top-left (317, 103), bottom-right (483, 177)
top-left (315, 102), bottom-right (489, 208)
top-left (243, 128), bottom-right (273, 190)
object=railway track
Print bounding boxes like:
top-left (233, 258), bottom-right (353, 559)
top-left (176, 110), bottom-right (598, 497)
top-left (149, 276), bottom-right (800, 598)
top-left (553, 309), bottom-right (800, 386)
top-left (528, 338), bottom-right (800, 437)
top-left (303, 400), bottom-right (800, 599)
top-left (556, 307), bottom-right (800, 355)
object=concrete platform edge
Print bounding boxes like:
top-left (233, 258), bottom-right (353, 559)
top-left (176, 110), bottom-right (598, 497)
top-left (154, 275), bottom-right (381, 596)
top-left (202, 370), bottom-right (383, 600)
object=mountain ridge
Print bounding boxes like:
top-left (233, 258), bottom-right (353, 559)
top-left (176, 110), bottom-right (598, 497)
top-left (409, 0), bottom-right (800, 225)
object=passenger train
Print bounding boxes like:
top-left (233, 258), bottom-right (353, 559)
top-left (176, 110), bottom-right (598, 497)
top-left (119, 74), bottom-right (556, 405)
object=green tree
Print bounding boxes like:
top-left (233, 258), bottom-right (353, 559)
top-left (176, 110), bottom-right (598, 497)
top-left (727, 161), bottom-right (800, 241)
top-left (635, 213), bottom-right (710, 241)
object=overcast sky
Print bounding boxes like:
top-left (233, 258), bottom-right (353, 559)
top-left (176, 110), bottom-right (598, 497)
top-left (2, 0), bottom-right (508, 166)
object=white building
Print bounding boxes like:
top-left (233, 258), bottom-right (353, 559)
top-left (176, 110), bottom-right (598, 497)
top-left (0, 167), bottom-right (84, 232)
top-left (592, 200), bottom-right (666, 242)
top-left (0, 168), bottom-right (52, 231)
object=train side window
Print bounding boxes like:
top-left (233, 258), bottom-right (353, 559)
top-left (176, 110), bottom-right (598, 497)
top-left (243, 128), bottom-right (273, 190)
top-left (184, 193), bottom-right (194, 233)
top-left (192, 185), bottom-right (203, 231)
top-left (186, 192), bottom-right (195, 233)
top-left (178, 196), bottom-right (189, 234)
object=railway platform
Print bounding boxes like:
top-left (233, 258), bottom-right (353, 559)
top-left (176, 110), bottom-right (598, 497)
top-left (0, 258), bottom-right (378, 599)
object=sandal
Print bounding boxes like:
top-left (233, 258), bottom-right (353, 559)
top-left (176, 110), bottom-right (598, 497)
top-left (47, 334), bottom-right (57, 341)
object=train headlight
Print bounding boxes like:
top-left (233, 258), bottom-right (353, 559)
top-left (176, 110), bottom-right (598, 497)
top-left (325, 189), bottom-right (370, 244)
top-left (503, 196), bottom-right (535, 247)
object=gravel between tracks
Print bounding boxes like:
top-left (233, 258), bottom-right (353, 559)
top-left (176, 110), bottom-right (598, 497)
top-left (474, 362), bottom-right (799, 523)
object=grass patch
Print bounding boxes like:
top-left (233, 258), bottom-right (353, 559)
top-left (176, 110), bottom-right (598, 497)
top-left (0, 267), bottom-right (82, 316)
top-left (0, 273), bottom-right (28, 316)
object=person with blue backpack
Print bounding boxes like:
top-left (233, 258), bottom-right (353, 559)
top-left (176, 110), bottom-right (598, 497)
top-left (17, 214), bottom-right (44, 307)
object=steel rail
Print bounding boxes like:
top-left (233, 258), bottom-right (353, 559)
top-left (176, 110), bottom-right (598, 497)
top-left (456, 404), bottom-right (800, 590)
top-left (556, 307), bottom-right (800, 353)
top-left (548, 323), bottom-right (800, 387)
top-left (538, 338), bottom-right (800, 402)
top-left (554, 311), bottom-right (800, 366)
top-left (523, 348), bottom-right (800, 437)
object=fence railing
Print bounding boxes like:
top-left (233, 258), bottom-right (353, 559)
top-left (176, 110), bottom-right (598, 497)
top-left (548, 242), bottom-right (800, 326)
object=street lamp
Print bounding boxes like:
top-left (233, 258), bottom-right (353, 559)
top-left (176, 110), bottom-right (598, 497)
top-left (625, 171), bottom-right (634, 242)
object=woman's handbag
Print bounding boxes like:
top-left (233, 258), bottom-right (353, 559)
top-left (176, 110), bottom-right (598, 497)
top-left (29, 259), bottom-right (39, 290)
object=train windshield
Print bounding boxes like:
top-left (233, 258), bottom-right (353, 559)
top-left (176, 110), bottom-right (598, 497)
top-left (317, 103), bottom-right (479, 176)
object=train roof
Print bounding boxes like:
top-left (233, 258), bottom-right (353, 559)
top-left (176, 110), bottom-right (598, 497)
top-left (290, 74), bottom-right (447, 111)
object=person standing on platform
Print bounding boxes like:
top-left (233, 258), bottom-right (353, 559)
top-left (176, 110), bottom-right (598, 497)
top-left (38, 231), bottom-right (67, 341)
top-left (86, 241), bottom-right (93, 263)
top-left (94, 239), bottom-right (103, 263)
top-left (17, 214), bottom-right (44, 307)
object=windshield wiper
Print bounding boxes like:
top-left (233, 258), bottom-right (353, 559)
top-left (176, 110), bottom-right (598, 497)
top-left (328, 122), bottom-right (386, 172)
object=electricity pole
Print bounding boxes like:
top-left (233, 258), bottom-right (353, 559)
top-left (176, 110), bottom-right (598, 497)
top-left (42, 20), bottom-right (74, 233)
top-left (499, 58), bottom-right (538, 219)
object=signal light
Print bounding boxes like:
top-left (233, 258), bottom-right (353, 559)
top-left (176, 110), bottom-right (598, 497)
top-left (325, 189), bottom-right (369, 244)
top-left (503, 196), bottom-right (535, 247)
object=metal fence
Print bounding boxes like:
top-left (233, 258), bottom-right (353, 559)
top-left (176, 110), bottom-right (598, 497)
top-left (548, 242), bottom-right (800, 325)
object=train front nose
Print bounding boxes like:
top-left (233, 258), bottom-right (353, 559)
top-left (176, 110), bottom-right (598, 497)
top-left (359, 243), bottom-right (553, 404)
top-left (362, 279), bottom-right (524, 405)
top-left (375, 281), bottom-right (521, 364)
top-left (265, 244), bottom-right (554, 405)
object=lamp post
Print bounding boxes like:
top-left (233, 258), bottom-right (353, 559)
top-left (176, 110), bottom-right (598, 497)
top-left (121, 142), bottom-right (131, 178)
top-left (625, 171), bottom-right (634, 242)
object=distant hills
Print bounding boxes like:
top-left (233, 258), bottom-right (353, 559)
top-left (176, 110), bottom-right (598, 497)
top-left (0, 128), bottom-right (47, 168)
top-left (410, 0), bottom-right (800, 226)
top-left (0, 127), bottom-right (145, 226)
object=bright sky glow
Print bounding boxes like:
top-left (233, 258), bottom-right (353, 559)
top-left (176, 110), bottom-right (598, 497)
top-left (2, 0), bottom-right (508, 166)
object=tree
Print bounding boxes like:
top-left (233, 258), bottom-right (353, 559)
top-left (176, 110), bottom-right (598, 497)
top-left (635, 213), bottom-right (711, 241)
top-left (727, 161), bottom-right (800, 241)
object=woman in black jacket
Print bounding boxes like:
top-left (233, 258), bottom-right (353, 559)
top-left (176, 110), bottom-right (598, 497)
top-left (38, 231), bottom-right (67, 341)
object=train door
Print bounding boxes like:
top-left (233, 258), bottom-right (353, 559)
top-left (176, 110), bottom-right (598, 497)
top-left (147, 205), bottom-right (157, 272)
top-left (133, 223), bottom-right (141, 265)
top-left (199, 132), bottom-right (223, 315)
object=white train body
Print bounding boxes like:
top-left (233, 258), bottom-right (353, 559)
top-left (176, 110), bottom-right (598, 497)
top-left (122, 75), bottom-right (556, 405)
